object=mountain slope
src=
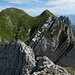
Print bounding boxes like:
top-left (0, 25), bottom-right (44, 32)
top-left (0, 8), bottom-right (75, 67)
top-left (0, 8), bottom-right (35, 42)
top-left (72, 25), bottom-right (75, 35)
top-left (30, 10), bottom-right (54, 36)
top-left (0, 8), bottom-right (54, 44)
top-left (0, 8), bottom-right (75, 74)
top-left (0, 40), bottom-right (70, 75)
top-left (29, 14), bottom-right (75, 67)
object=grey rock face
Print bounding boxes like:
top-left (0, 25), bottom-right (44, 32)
top-left (59, 16), bottom-right (74, 40)
top-left (0, 40), bottom-right (35, 75)
top-left (57, 46), bottom-right (75, 67)
top-left (33, 56), bottom-right (69, 75)
top-left (29, 16), bottom-right (75, 67)
top-left (29, 16), bottom-right (67, 57)
top-left (0, 40), bottom-right (71, 75)
top-left (29, 16), bottom-right (61, 57)
top-left (33, 35), bottom-right (60, 57)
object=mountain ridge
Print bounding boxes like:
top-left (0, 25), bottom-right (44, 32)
top-left (0, 8), bottom-right (75, 67)
top-left (0, 7), bottom-right (75, 74)
top-left (0, 8), bottom-right (54, 44)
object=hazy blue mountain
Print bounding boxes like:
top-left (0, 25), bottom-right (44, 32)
top-left (72, 25), bottom-right (75, 35)
top-left (67, 15), bottom-right (75, 25)
top-left (57, 14), bottom-right (75, 25)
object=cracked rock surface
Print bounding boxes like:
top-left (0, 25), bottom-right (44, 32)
top-left (0, 40), bottom-right (35, 75)
top-left (0, 40), bottom-right (72, 75)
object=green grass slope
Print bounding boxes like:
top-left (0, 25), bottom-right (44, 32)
top-left (0, 8), bottom-right (53, 44)
top-left (0, 8), bottom-right (34, 42)
top-left (30, 9), bottom-right (54, 36)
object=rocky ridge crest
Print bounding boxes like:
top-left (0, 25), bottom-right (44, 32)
top-left (29, 16), bottom-right (75, 67)
top-left (0, 40), bottom-right (71, 75)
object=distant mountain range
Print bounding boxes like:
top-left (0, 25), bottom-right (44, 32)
top-left (57, 14), bottom-right (75, 25)
top-left (67, 15), bottom-right (75, 35)
top-left (67, 15), bottom-right (75, 25)
top-left (57, 14), bottom-right (75, 34)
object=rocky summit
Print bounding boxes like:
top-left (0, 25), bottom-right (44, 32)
top-left (0, 40), bottom-right (70, 75)
top-left (0, 8), bottom-right (75, 75)
top-left (29, 15), bottom-right (75, 67)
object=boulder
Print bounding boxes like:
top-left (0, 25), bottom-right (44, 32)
top-left (0, 40), bottom-right (35, 75)
top-left (33, 56), bottom-right (69, 75)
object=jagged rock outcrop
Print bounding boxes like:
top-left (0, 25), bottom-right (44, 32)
top-left (29, 16), bottom-right (75, 67)
top-left (0, 8), bottom-right (75, 74)
top-left (29, 16), bottom-right (61, 57)
top-left (32, 56), bottom-right (69, 75)
top-left (0, 40), bottom-right (71, 75)
top-left (0, 40), bottom-right (35, 75)
top-left (59, 16), bottom-right (74, 40)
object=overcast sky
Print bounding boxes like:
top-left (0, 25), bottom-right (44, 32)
top-left (0, 0), bottom-right (75, 16)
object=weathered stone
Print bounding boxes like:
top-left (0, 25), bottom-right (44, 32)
top-left (33, 56), bottom-right (69, 75)
top-left (0, 40), bottom-right (71, 75)
top-left (0, 40), bottom-right (35, 75)
top-left (29, 16), bottom-right (75, 68)
top-left (57, 46), bottom-right (75, 67)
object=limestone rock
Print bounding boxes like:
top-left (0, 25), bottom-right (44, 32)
top-left (57, 46), bottom-right (75, 67)
top-left (29, 16), bottom-right (75, 67)
top-left (33, 56), bottom-right (69, 75)
top-left (29, 16), bottom-right (61, 58)
top-left (0, 40), bottom-right (71, 75)
top-left (59, 16), bottom-right (74, 40)
top-left (0, 40), bottom-right (35, 75)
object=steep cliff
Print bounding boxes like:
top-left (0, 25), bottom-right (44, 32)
top-left (29, 15), bottom-right (75, 67)
top-left (0, 40), bottom-right (35, 75)
top-left (0, 40), bottom-right (71, 75)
